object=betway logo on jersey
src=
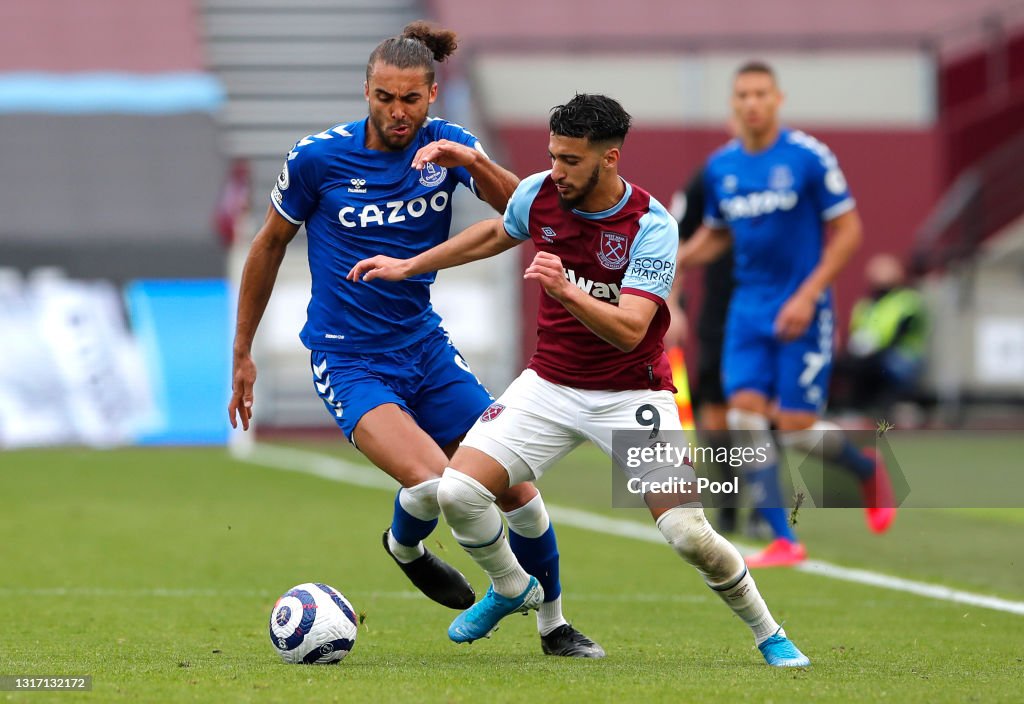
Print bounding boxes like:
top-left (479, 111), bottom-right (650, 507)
top-left (338, 192), bottom-right (450, 228)
top-left (564, 268), bottom-right (620, 303)
top-left (720, 190), bottom-right (799, 220)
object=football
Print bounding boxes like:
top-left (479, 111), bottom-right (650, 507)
top-left (268, 583), bottom-right (358, 664)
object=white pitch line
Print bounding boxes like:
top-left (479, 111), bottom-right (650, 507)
top-left (236, 442), bottom-right (1024, 617)
top-left (794, 562), bottom-right (1024, 615)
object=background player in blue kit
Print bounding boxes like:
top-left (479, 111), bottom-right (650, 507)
top-left (667, 164), bottom-right (741, 535)
top-left (679, 61), bottom-right (897, 567)
top-left (228, 22), bottom-right (601, 657)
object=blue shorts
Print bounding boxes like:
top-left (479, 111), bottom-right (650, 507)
top-left (310, 327), bottom-right (493, 447)
top-left (722, 299), bottom-right (834, 413)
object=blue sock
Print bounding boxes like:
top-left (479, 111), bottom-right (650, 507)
top-left (508, 524), bottom-right (561, 602)
top-left (834, 440), bottom-right (875, 481)
top-left (747, 465), bottom-right (797, 543)
top-left (389, 490), bottom-right (437, 547)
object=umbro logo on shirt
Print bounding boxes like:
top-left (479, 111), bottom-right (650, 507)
top-left (348, 178), bottom-right (367, 194)
top-left (540, 226), bottom-right (558, 242)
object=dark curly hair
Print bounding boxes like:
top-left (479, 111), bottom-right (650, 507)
top-left (549, 93), bottom-right (632, 147)
top-left (366, 21), bottom-right (458, 83)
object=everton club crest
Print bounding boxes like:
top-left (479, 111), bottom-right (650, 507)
top-left (418, 162), bottom-right (447, 187)
top-left (597, 231), bottom-right (629, 270)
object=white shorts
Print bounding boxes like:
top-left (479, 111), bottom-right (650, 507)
top-left (461, 368), bottom-right (682, 486)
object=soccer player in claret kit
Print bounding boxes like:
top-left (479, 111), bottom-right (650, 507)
top-left (350, 93), bottom-right (810, 667)
top-left (228, 22), bottom-right (601, 657)
top-left (678, 61), bottom-right (897, 567)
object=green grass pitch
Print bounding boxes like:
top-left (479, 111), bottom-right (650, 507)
top-left (1, 436), bottom-right (1022, 703)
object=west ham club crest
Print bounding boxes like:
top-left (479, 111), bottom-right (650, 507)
top-left (597, 231), bottom-right (629, 270)
top-left (480, 403), bottom-right (505, 422)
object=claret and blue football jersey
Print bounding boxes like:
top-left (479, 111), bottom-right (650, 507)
top-left (503, 171), bottom-right (679, 392)
top-left (271, 117), bottom-right (482, 353)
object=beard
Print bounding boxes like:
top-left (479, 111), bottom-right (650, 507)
top-left (557, 164), bottom-right (601, 211)
top-left (368, 112), bottom-right (417, 151)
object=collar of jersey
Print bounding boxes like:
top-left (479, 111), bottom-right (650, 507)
top-left (354, 117), bottom-right (422, 157)
top-left (572, 178), bottom-right (632, 220)
top-left (738, 128), bottom-right (787, 157)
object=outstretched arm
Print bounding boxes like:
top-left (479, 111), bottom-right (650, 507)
top-left (412, 140), bottom-right (519, 213)
top-left (229, 205), bottom-right (300, 430)
top-left (347, 217), bottom-right (522, 282)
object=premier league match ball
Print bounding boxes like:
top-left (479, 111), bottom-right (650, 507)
top-left (269, 583), bottom-right (358, 664)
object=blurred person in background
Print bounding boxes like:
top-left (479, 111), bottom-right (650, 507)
top-left (228, 21), bottom-right (600, 657)
top-left (678, 61), bottom-right (896, 567)
top-left (667, 166), bottom-right (741, 534)
top-left (833, 254), bottom-right (927, 417)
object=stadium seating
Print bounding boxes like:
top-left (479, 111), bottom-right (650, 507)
top-left (0, 0), bottom-right (227, 282)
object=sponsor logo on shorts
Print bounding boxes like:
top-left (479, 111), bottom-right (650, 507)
top-left (480, 403), bottom-right (505, 422)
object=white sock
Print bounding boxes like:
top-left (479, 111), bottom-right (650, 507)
top-left (387, 529), bottom-right (424, 563)
top-left (537, 596), bottom-right (567, 636)
top-left (467, 533), bottom-right (532, 597)
top-left (656, 506), bottom-right (745, 584)
top-left (710, 568), bottom-right (783, 645)
top-left (437, 468), bottom-right (531, 598)
top-left (503, 493), bottom-right (550, 538)
top-left (399, 478), bottom-right (442, 520)
top-left (388, 479), bottom-right (440, 563)
top-left (656, 506), bottom-right (781, 644)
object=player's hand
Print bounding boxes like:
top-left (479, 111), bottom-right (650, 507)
top-left (229, 353), bottom-right (257, 431)
top-left (524, 251), bottom-right (572, 302)
top-left (347, 255), bottom-right (412, 282)
top-left (411, 139), bottom-right (478, 170)
top-left (774, 292), bottom-right (816, 341)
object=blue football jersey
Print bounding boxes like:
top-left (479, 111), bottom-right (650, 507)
top-left (270, 117), bottom-right (482, 352)
top-left (703, 128), bottom-right (854, 311)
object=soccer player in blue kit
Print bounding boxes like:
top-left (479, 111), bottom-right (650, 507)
top-left (678, 61), bottom-right (897, 567)
top-left (351, 93), bottom-right (811, 668)
top-left (228, 22), bottom-right (602, 657)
